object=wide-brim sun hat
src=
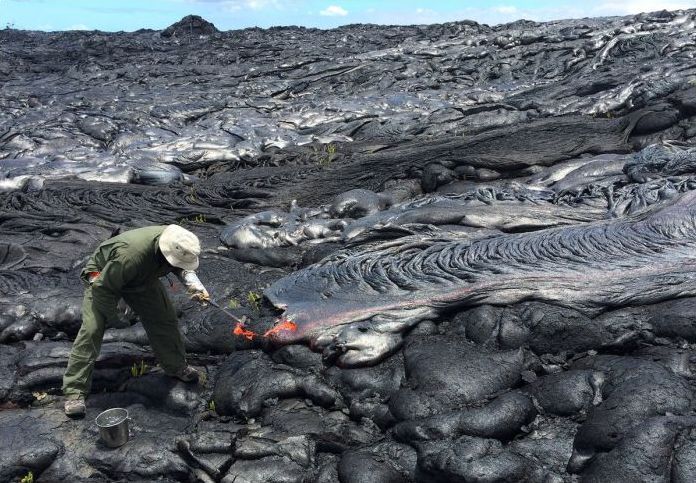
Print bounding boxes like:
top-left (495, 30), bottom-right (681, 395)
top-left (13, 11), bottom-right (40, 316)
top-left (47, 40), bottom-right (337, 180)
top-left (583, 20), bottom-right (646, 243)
top-left (159, 225), bottom-right (200, 270)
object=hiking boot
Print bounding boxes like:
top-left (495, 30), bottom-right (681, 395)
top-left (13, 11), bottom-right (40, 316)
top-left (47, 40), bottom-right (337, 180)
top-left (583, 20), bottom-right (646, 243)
top-left (64, 396), bottom-right (86, 417)
top-left (171, 365), bottom-right (200, 383)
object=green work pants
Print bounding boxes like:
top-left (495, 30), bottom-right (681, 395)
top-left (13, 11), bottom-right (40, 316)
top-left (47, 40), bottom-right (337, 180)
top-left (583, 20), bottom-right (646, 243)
top-left (62, 281), bottom-right (186, 398)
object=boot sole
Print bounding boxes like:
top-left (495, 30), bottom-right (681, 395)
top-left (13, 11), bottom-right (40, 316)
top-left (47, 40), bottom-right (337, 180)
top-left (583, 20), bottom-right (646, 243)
top-left (65, 405), bottom-right (86, 417)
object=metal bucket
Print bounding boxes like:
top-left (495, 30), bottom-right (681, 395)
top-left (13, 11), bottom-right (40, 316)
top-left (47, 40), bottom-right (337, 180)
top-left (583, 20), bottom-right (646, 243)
top-left (95, 408), bottom-right (130, 448)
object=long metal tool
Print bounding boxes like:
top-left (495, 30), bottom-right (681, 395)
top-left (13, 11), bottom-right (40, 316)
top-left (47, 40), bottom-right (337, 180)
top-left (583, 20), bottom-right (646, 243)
top-left (208, 299), bottom-right (247, 324)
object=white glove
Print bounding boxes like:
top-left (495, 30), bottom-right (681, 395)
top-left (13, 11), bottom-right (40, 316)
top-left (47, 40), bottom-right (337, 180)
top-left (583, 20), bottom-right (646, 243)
top-left (177, 270), bottom-right (210, 304)
top-left (190, 288), bottom-right (211, 304)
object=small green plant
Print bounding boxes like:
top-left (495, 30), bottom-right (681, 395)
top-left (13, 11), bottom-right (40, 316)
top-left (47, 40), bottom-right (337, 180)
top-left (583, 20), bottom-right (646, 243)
top-left (592, 110), bottom-right (614, 119)
top-left (315, 143), bottom-right (338, 166)
top-left (208, 400), bottom-right (216, 412)
top-left (247, 290), bottom-right (262, 312)
top-left (190, 213), bottom-right (206, 224)
top-left (227, 298), bottom-right (241, 309)
top-left (130, 360), bottom-right (148, 377)
top-left (187, 186), bottom-right (200, 203)
top-left (20, 471), bottom-right (33, 483)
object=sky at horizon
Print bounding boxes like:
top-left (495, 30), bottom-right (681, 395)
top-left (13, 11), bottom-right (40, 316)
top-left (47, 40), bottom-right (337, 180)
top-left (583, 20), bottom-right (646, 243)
top-left (1, 0), bottom-right (696, 32)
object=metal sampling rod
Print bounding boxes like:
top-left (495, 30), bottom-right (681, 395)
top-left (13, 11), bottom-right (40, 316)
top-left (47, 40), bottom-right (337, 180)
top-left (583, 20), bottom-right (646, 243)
top-left (208, 299), bottom-right (247, 325)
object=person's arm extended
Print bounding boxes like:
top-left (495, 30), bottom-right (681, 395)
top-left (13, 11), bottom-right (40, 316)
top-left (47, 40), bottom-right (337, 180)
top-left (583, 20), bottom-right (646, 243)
top-left (173, 268), bottom-right (210, 303)
top-left (90, 259), bottom-right (128, 325)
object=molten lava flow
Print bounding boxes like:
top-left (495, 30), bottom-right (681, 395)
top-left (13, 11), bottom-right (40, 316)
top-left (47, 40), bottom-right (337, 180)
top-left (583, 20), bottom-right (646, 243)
top-left (233, 322), bottom-right (257, 340)
top-left (263, 319), bottom-right (298, 337)
top-left (233, 319), bottom-right (297, 340)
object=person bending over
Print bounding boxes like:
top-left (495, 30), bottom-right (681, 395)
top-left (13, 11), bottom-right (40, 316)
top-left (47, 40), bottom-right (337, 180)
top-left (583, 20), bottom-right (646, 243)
top-left (62, 225), bottom-right (210, 417)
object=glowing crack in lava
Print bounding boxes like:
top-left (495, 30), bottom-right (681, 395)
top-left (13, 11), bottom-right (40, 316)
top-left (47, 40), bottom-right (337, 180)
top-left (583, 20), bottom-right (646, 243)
top-left (263, 320), bottom-right (298, 337)
top-left (233, 323), bottom-right (257, 340)
top-left (232, 318), bottom-right (297, 340)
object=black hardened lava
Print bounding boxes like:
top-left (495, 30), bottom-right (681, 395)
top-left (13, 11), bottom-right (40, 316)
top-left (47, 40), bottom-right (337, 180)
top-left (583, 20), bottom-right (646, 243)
top-left (3, 9), bottom-right (696, 482)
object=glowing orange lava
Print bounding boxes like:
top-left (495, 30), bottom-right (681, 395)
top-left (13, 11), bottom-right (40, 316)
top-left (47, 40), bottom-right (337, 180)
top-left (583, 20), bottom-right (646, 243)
top-left (263, 319), bottom-right (298, 337)
top-left (232, 318), bottom-right (297, 340)
top-left (233, 322), bottom-right (257, 340)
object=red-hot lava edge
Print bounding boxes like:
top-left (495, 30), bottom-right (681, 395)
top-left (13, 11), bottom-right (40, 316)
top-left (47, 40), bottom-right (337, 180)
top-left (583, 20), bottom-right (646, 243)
top-left (233, 319), bottom-right (298, 340)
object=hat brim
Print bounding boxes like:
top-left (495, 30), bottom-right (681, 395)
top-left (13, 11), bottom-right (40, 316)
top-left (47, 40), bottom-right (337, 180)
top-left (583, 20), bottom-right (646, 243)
top-left (162, 249), bottom-right (199, 270)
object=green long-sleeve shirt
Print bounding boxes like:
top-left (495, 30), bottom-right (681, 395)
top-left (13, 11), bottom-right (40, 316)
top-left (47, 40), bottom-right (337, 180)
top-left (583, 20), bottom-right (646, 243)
top-left (82, 225), bottom-right (175, 325)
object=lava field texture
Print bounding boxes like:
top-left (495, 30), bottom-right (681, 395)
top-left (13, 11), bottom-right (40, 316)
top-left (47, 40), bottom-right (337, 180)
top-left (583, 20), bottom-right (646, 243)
top-left (3, 10), bottom-right (696, 482)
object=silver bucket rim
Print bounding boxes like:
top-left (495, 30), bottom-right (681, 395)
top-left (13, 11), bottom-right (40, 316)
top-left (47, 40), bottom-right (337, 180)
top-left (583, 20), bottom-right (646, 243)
top-left (95, 407), bottom-right (129, 428)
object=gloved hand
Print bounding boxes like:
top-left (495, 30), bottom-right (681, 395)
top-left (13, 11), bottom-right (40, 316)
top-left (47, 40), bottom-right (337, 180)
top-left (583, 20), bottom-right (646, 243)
top-left (190, 288), bottom-right (210, 304)
top-left (177, 270), bottom-right (210, 305)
